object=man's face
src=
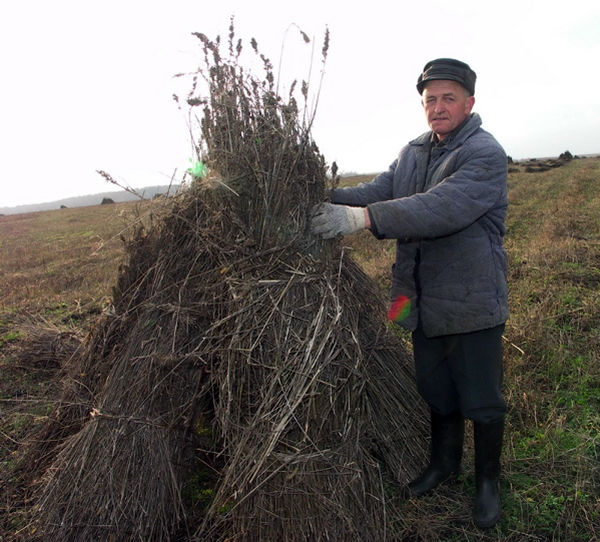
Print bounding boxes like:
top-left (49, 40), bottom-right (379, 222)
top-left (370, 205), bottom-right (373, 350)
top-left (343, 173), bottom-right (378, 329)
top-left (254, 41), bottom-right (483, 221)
top-left (422, 80), bottom-right (475, 140)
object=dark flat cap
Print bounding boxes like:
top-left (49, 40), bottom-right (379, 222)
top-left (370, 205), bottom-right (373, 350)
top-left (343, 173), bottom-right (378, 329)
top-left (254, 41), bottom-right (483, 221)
top-left (416, 58), bottom-right (477, 96)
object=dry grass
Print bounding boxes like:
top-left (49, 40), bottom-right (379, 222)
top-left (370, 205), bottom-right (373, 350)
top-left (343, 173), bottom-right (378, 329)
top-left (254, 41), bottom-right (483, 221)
top-left (0, 202), bottom-right (154, 313)
top-left (1, 157), bottom-right (599, 542)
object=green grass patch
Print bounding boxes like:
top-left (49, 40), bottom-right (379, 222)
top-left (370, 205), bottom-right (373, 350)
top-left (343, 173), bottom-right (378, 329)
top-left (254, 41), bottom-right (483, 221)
top-left (0, 330), bottom-right (21, 347)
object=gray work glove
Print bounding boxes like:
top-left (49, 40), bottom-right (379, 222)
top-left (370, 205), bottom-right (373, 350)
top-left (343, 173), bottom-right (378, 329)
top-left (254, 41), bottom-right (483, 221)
top-left (310, 202), bottom-right (366, 239)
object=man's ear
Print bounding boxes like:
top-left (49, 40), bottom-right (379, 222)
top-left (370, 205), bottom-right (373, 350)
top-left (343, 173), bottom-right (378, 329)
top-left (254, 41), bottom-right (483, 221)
top-left (466, 95), bottom-right (475, 113)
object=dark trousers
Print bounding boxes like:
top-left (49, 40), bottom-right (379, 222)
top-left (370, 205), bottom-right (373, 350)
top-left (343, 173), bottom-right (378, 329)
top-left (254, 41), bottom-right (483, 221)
top-left (412, 323), bottom-right (507, 423)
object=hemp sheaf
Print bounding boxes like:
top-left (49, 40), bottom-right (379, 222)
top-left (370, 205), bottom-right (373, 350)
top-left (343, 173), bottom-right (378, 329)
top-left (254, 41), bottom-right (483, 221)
top-left (27, 23), bottom-right (427, 542)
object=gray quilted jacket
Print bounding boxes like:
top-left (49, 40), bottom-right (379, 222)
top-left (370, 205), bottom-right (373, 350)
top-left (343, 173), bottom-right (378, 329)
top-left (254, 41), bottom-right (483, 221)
top-left (331, 113), bottom-right (508, 337)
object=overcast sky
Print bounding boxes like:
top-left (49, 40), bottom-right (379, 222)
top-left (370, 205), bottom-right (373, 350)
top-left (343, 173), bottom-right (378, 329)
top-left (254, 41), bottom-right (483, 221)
top-left (1, 0), bottom-right (599, 208)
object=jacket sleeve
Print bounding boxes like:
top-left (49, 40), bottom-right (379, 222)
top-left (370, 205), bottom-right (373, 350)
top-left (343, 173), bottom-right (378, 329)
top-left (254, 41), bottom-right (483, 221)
top-left (330, 160), bottom-right (397, 206)
top-left (367, 144), bottom-right (507, 240)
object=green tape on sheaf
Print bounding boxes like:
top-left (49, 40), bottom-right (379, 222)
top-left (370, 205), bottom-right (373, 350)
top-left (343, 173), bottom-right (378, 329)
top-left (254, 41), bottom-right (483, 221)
top-left (187, 159), bottom-right (208, 178)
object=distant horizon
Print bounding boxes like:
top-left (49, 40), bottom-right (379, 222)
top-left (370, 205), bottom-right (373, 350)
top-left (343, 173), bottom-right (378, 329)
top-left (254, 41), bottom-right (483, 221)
top-left (0, 184), bottom-right (183, 215)
top-left (2, 153), bottom-right (598, 214)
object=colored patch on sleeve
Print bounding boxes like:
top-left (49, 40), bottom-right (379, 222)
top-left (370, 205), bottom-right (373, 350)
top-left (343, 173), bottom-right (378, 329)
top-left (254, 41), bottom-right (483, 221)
top-left (387, 295), bottom-right (411, 322)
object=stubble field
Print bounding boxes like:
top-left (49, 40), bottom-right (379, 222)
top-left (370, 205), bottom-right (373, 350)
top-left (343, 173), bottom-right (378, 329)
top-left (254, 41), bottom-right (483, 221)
top-left (1, 157), bottom-right (599, 540)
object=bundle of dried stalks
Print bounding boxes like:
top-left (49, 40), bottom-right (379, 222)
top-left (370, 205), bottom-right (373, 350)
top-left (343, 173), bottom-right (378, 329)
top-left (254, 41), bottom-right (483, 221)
top-left (30, 196), bottom-right (223, 540)
top-left (26, 23), bottom-right (427, 541)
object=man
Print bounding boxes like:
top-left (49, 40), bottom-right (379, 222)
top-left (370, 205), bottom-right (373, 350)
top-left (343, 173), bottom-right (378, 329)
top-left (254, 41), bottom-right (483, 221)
top-left (310, 58), bottom-right (508, 530)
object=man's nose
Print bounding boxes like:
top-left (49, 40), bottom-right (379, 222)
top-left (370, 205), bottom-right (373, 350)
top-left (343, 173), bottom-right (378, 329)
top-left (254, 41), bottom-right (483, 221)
top-left (433, 99), bottom-right (445, 112)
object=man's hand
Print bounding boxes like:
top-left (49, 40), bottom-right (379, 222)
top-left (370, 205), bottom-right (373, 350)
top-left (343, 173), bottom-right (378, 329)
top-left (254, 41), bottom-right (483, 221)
top-left (310, 203), bottom-right (367, 239)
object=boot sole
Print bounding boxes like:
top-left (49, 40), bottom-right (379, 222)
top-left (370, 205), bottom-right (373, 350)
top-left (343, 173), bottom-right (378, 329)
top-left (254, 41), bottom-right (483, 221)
top-left (405, 470), bottom-right (461, 498)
